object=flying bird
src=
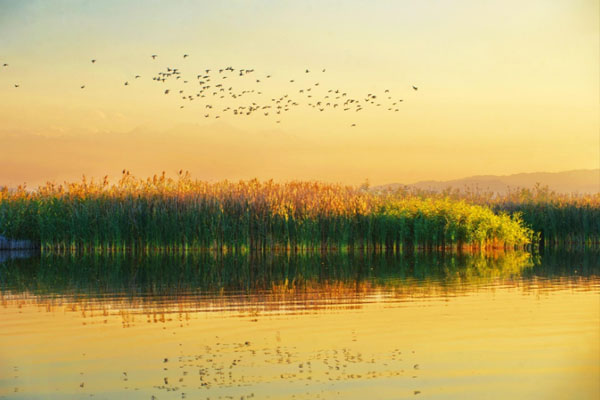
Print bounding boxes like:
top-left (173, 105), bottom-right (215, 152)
top-left (60, 56), bottom-right (418, 127)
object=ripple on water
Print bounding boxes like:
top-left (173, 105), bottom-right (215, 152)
top-left (0, 250), bottom-right (598, 399)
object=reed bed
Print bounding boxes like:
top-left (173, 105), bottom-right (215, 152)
top-left (491, 188), bottom-right (600, 247)
top-left (0, 172), bottom-right (532, 252)
top-left (382, 184), bottom-right (600, 247)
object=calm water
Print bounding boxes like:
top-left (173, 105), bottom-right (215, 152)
top-left (0, 251), bottom-right (598, 399)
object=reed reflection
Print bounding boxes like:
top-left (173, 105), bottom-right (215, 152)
top-left (1, 250), bottom-right (598, 319)
top-left (1, 250), bottom-right (598, 400)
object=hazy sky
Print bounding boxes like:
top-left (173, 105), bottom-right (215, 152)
top-left (0, 0), bottom-right (598, 187)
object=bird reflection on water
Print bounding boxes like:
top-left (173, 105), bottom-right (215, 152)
top-left (0, 250), bottom-right (598, 399)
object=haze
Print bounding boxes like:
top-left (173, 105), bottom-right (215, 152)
top-left (0, 0), bottom-right (598, 187)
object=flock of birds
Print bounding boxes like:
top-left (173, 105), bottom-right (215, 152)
top-left (2, 54), bottom-right (419, 127)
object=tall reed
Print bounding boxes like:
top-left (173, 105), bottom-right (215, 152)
top-left (0, 172), bottom-right (533, 252)
top-left (380, 184), bottom-right (600, 247)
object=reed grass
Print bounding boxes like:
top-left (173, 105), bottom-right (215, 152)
top-left (0, 172), bottom-right (533, 252)
top-left (491, 187), bottom-right (600, 247)
top-left (382, 184), bottom-right (600, 247)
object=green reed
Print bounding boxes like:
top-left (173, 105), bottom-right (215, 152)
top-left (389, 184), bottom-right (600, 247)
top-left (0, 174), bottom-right (533, 252)
top-left (492, 192), bottom-right (600, 248)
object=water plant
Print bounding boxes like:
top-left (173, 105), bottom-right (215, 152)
top-left (0, 172), bottom-right (534, 252)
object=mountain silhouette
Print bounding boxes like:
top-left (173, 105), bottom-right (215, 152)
top-left (376, 170), bottom-right (599, 195)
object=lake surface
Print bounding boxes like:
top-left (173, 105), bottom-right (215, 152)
top-left (1, 251), bottom-right (598, 399)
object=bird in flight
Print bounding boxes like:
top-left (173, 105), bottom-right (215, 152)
top-left (3, 53), bottom-right (420, 126)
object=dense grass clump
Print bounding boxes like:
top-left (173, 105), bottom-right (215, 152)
top-left (0, 172), bottom-right (532, 252)
top-left (491, 187), bottom-right (600, 247)
top-left (382, 184), bottom-right (600, 247)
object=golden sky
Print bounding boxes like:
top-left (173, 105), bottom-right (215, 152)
top-left (0, 0), bottom-right (598, 187)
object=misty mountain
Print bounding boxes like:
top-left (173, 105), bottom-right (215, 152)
top-left (376, 170), bottom-right (600, 195)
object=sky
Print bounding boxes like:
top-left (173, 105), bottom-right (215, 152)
top-left (0, 0), bottom-right (598, 187)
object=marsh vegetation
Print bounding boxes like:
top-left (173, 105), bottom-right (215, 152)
top-left (0, 172), bottom-right (538, 252)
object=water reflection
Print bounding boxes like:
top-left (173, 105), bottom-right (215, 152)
top-left (1, 251), bottom-right (599, 316)
top-left (3, 250), bottom-right (592, 294)
top-left (0, 251), bottom-right (598, 399)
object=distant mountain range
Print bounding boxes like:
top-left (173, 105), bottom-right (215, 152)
top-left (375, 170), bottom-right (600, 195)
